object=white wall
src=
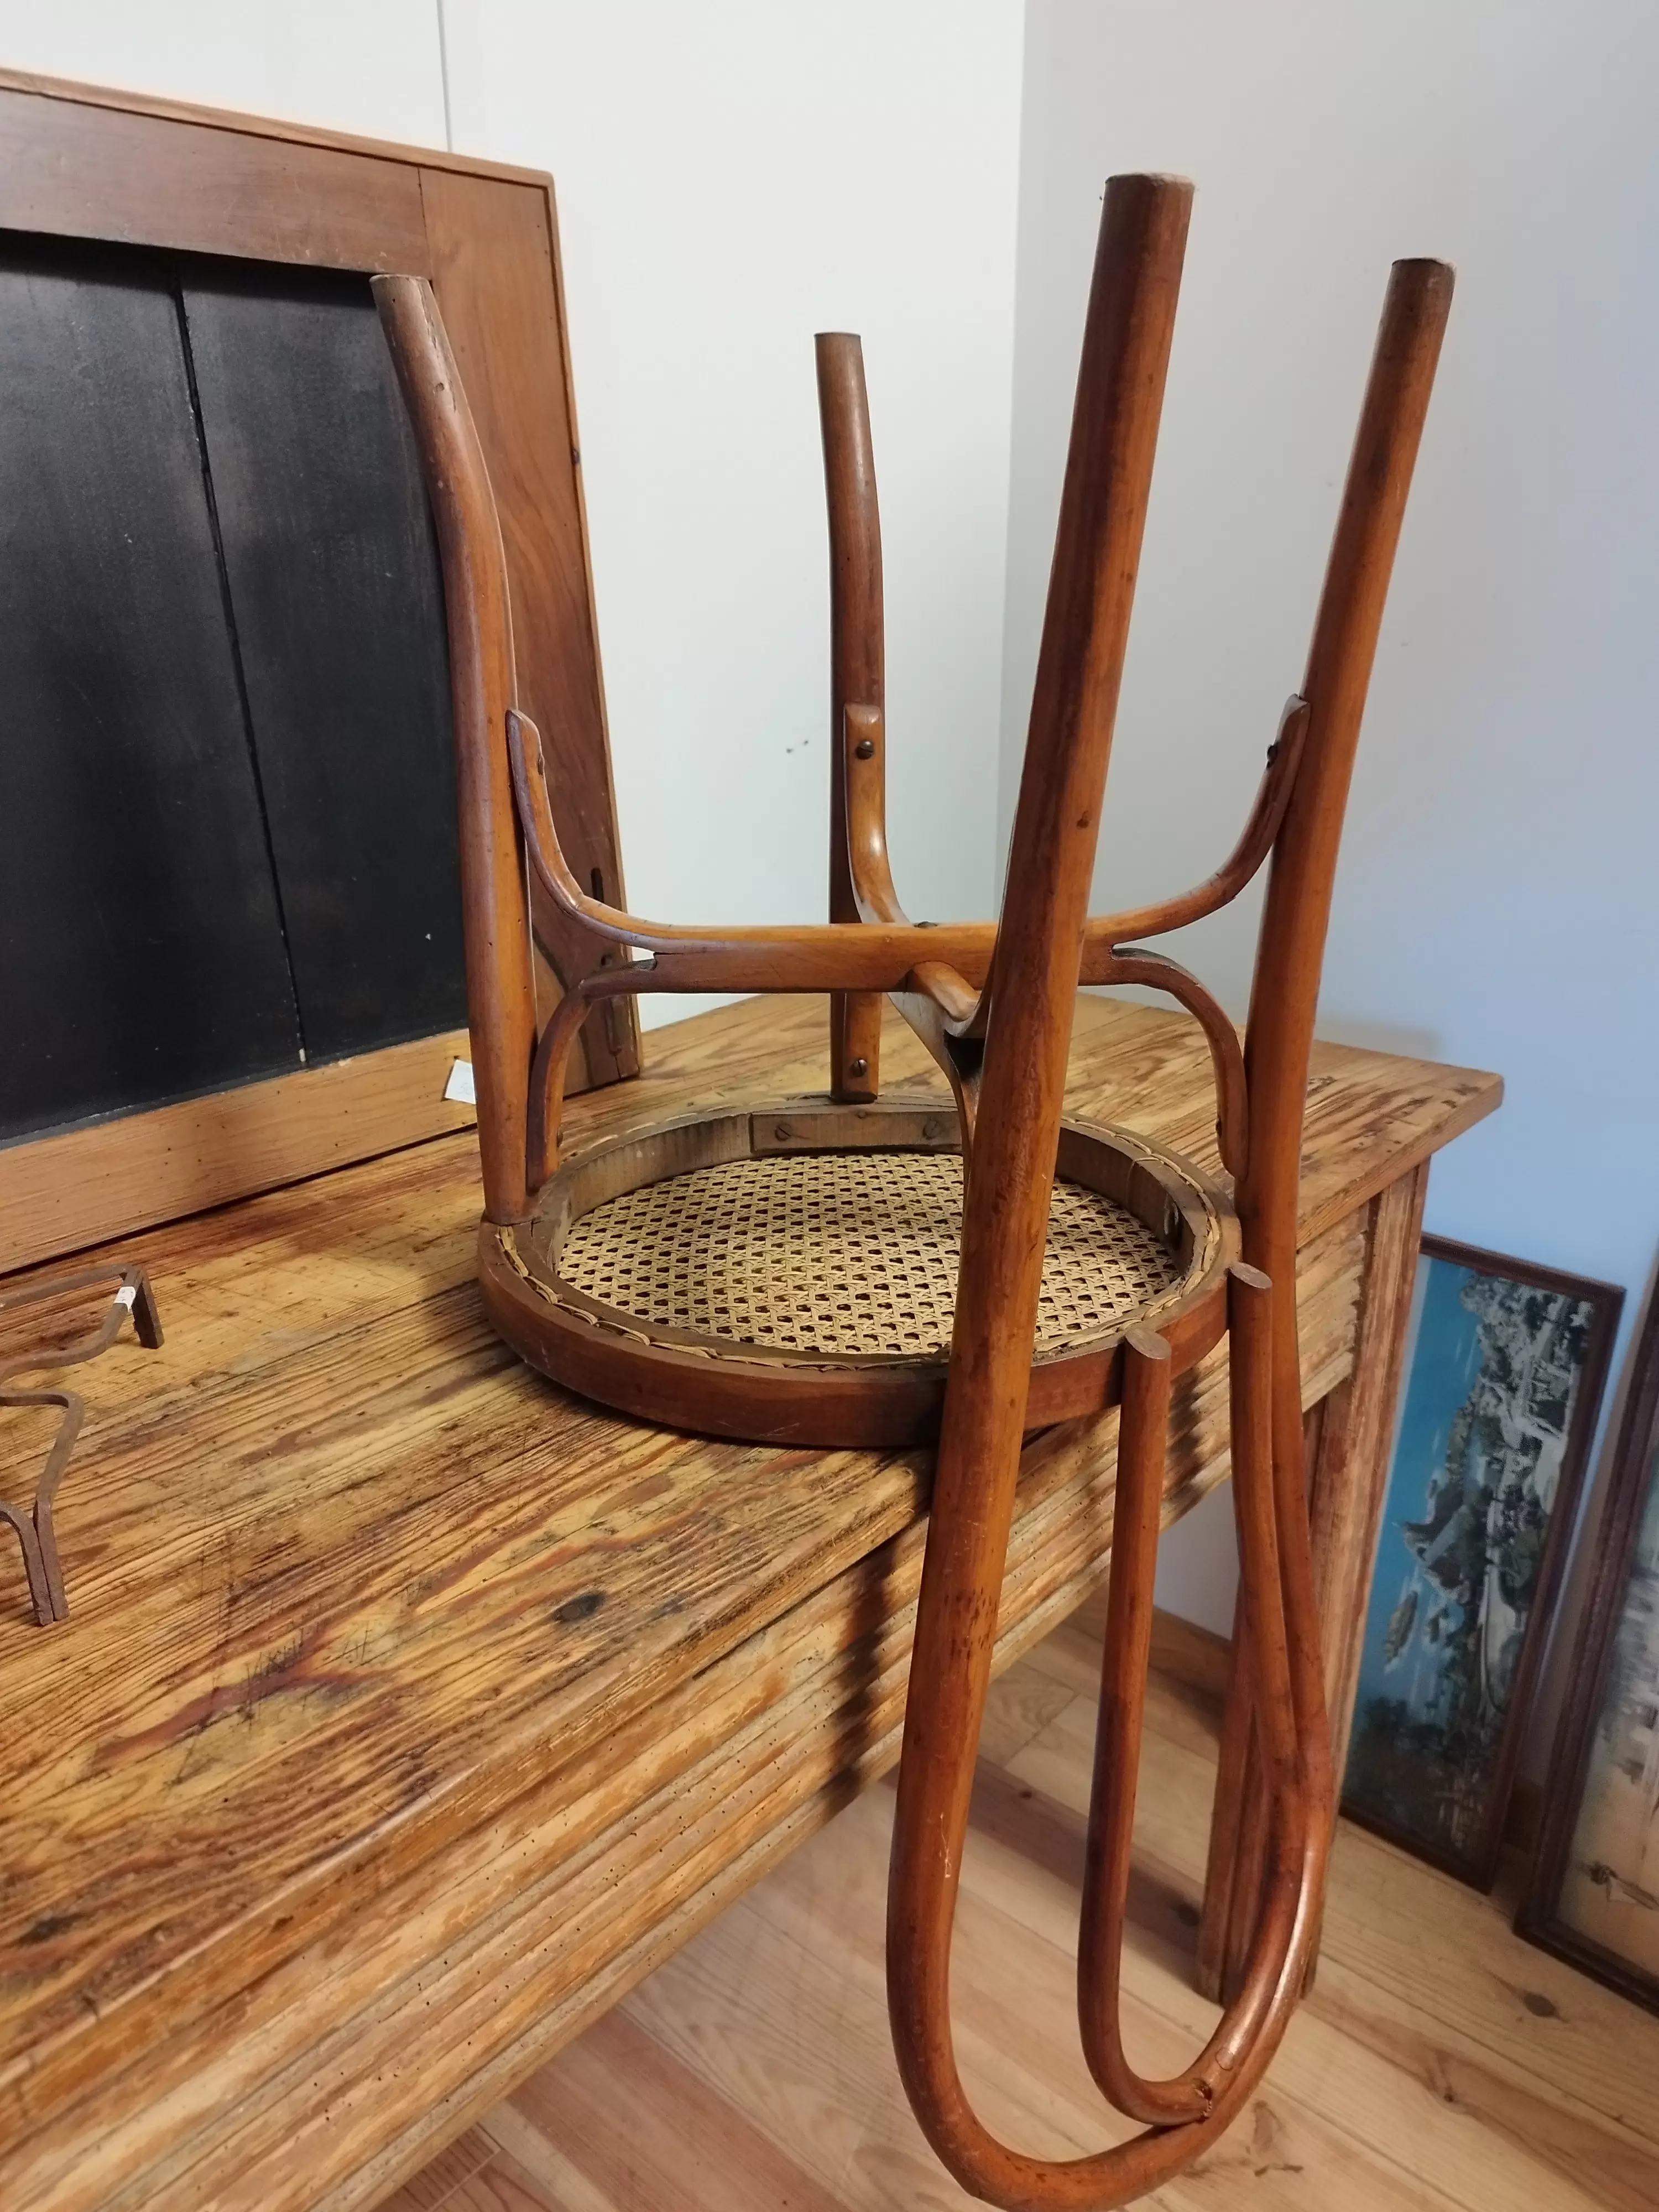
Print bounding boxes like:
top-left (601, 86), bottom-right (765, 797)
top-left (1, 2), bottom-right (1024, 1027)
top-left (1005, 3), bottom-right (1659, 1701)
top-left (444, 2), bottom-right (1024, 1015)
top-left (0, 3), bottom-right (447, 144)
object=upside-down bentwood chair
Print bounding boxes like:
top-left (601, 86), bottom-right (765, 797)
top-left (373, 173), bottom-right (1451, 2209)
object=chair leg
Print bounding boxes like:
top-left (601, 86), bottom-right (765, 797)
top-left (830, 991), bottom-right (883, 1103)
top-left (526, 969), bottom-right (647, 1189)
top-left (1079, 1326), bottom-right (1207, 2123)
top-left (1081, 1270), bottom-right (1316, 2130)
top-left (889, 1266), bottom-right (1333, 2208)
top-left (817, 333), bottom-right (886, 1106)
top-left (1221, 1725), bottom-right (1275, 2000)
top-left (1189, 1265), bottom-right (1312, 2076)
top-left (526, 984), bottom-right (592, 1188)
top-left (1197, 1616), bottom-right (1254, 1999)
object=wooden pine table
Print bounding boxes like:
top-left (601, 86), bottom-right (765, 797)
top-left (0, 996), bottom-right (1499, 2212)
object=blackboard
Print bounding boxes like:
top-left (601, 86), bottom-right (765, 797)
top-left (0, 232), bottom-right (465, 1144)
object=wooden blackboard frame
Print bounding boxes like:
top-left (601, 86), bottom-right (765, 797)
top-left (0, 66), bottom-right (638, 1273)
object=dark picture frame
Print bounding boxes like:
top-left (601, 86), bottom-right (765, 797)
top-left (1519, 1279), bottom-right (1659, 2013)
top-left (1341, 1235), bottom-right (1623, 1887)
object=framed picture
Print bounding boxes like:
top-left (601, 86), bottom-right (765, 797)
top-left (1519, 1281), bottom-right (1659, 2013)
top-left (1341, 1236), bottom-right (1623, 1886)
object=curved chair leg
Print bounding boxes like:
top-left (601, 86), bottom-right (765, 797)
top-left (887, 1269), bottom-right (1331, 2208)
top-left (526, 980), bottom-right (596, 1190)
top-left (526, 968), bottom-right (651, 1190)
top-left (1077, 1325), bottom-right (1202, 2123)
top-left (1079, 1267), bottom-right (1318, 2129)
top-left (818, 333), bottom-right (886, 1104)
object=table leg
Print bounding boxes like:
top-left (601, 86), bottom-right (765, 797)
top-left (1197, 1161), bottom-right (1430, 2001)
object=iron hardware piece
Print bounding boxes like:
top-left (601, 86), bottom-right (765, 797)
top-left (0, 1264), bottom-right (161, 1625)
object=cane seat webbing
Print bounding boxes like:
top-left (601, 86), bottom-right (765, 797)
top-left (555, 1147), bottom-right (1188, 1361)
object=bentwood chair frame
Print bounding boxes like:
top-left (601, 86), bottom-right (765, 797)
top-left (373, 174), bottom-right (1451, 2209)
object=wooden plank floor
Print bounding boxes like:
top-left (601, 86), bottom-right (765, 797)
top-left (385, 1601), bottom-right (1659, 2212)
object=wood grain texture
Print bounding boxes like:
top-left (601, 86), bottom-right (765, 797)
top-left (0, 69), bottom-right (632, 1261)
top-left (1309, 1165), bottom-right (1433, 1776)
top-left (419, 170), bottom-right (637, 1091)
top-left (816, 332), bottom-right (888, 1102)
top-left (0, 64), bottom-right (555, 187)
top-left (1198, 1161), bottom-right (1432, 2002)
top-left (0, 995), bottom-right (1498, 2211)
top-left (0, 1029), bottom-right (475, 1274)
top-left (883, 178), bottom-right (1254, 2210)
top-left (0, 84), bottom-right (430, 272)
top-left (437, 1610), bottom-right (1659, 2212)
top-left (372, 273), bottom-right (538, 1226)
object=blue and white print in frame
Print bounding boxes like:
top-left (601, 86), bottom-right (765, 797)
top-left (1519, 1280), bottom-right (1659, 2015)
top-left (1340, 1237), bottom-right (1623, 1887)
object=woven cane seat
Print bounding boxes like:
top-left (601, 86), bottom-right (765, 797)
top-left (557, 1147), bottom-right (1185, 1359)
top-left (480, 1099), bottom-right (1237, 1447)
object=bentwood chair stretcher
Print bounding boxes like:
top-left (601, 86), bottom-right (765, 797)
top-left (373, 173), bottom-right (1452, 2208)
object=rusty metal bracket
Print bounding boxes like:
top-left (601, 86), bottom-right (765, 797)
top-left (0, 1263), bottom-right (162, 1626)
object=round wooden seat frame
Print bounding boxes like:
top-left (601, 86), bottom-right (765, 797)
top-left (483, 1100), bottom-right (1237, 1447)
top-left (375, 174), bottom-right (1452, 2211)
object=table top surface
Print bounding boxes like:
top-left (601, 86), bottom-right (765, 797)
top-left (0, 993), bottom-right (1499, 2137)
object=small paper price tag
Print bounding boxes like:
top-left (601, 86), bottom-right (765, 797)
top-left (444, 1058), bottom-right (477, 1106)
top-left (114, 1284), bottom-right (138, 1308)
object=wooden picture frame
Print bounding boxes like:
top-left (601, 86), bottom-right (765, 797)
top-left (1519, 1280), bottom-right (1659, 2013)
top-left (1340, 1234), bottom-right (1623, 1887)
top-left (0, 66), bottom-right (638, 1274)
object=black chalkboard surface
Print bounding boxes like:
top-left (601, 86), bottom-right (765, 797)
top-left (0, 233), bottom-right (465, 1145)
top-left (0, 236), bottom-right (302, 1140)
top-left (182, 262), bottom-right (464, 1063)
